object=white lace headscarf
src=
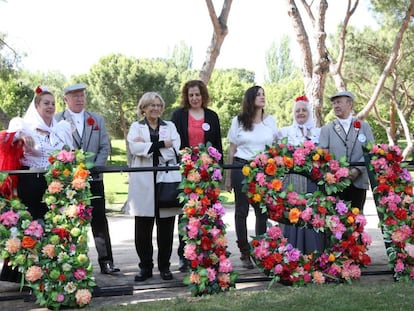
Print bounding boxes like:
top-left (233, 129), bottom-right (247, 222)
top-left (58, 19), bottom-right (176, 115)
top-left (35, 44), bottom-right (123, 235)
top-left (8, 86), bottom-right (73, 149)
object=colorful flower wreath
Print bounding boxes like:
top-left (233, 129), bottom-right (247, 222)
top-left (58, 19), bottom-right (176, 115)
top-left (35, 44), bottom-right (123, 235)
top-left (179, 143), bottom-right (238, 296)
top-left (0, 148), bottom-right (96, 309)
top-left (243, 139), bottom-right (372, 286)
top-left (367, 143), bottom-right (414, 281)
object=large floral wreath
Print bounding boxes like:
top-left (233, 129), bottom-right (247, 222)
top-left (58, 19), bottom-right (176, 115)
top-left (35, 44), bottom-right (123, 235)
top-left (368, 143), bottom-right (414, 281)
top-left (178, 143), bottom-right (238, 296)
top-left (243, 140), bottom-right (372, 286)
top-left (0, 148), bottom-right (96, 309)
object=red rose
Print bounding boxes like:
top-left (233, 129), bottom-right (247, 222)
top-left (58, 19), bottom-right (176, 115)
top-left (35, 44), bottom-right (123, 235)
top-left (87, 117), bottom-right (95, 126)
top-left (35, 86), bottom-right (43, 94)
top-left (353, 120), bottom-right (361, 129)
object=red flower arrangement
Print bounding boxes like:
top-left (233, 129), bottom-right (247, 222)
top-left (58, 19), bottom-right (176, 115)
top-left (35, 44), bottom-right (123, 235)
top-left (244, 139), bottom-right (372, 286)
top-left (179, 143), bottom-right (238, 296)
top-left (368, 143), bottom-right (414, 281)
top-left (354, 120), bottom-right (361, 130)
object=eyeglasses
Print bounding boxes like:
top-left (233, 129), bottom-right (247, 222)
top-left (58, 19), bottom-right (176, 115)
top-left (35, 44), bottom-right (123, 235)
top-left (150, 104), bottom-right (163, 109)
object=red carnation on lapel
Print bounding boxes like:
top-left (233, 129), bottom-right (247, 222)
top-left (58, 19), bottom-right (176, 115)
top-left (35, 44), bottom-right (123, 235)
top-left (87, 117), bottom-right (95, 126)
top-left (353, 120), bottom-right (361, 129)
top-left (93, 125), bottom-right (100, 130)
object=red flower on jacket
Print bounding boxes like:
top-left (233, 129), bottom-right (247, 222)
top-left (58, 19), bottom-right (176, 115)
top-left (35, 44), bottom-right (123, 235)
top-left (87, 117), bottom-right (95, 126)
top-left (87, 117), bottom-right (100, 130)
top-left (353, 120), bottom-right (361, 130)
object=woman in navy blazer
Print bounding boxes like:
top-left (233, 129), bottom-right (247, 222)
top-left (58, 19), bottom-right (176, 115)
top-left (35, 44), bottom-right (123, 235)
top-left (171, 80), bottom-right (223, 272)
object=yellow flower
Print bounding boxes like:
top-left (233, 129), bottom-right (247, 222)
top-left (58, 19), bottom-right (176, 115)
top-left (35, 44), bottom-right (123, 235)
top-left (195, 187), bottom-right (203, 195)
top-left (242, 166), bottom-right (250, 176)
top-left (352, 207), bottom-right (360, 215)
top-left (316, 148), bottom-right (324, 155)
top-left (288, 208), bottom-right (301, 224)
top-left (312, 153), bottom-right (320, 161)
top-left (63, 168), bottom-right (71, 176)
top-left (328, 253), bottom-right (336, 262)
top-left (252, 193), bottom-right (261, 203)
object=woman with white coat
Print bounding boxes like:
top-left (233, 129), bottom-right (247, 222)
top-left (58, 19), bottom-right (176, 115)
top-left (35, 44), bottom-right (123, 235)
top-left (126, 92), bottom-right (181, 282)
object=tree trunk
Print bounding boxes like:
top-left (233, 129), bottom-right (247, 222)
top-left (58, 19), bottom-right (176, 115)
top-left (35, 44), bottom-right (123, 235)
top-left (199, 0), bottom-right (233, 85)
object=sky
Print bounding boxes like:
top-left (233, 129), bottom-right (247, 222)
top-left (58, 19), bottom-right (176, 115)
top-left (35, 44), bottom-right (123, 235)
top-left (0, 0), bottom-right (378, 83)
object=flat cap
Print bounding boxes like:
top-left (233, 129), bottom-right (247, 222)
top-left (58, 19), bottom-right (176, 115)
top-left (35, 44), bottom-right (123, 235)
top-left (330, 90), bottom-right (354, 101)
top-left (63, 83), bottom-right (86, 95)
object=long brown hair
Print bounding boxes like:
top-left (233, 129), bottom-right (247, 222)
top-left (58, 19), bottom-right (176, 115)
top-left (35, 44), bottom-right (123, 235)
top-left (237, 85), bottom-right (264, 131)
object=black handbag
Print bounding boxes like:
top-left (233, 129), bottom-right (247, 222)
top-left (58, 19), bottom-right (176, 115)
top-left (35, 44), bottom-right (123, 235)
top-left (156, 149), bottom-right (183, 209)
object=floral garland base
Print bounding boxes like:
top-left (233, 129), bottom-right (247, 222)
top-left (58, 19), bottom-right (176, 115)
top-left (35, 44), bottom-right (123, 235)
top-left (243, 140), bottom-right (372, 286)
top-left (368, 143), bottom-right (414, 281)
top-left (0, 148), bottom-right (96, 309)
top-left (179, 143), bottom-right (238, 296)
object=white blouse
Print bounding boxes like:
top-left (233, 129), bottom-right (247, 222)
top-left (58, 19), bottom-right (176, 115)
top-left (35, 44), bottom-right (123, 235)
top-left (227, 115), bottom-right (278, 160)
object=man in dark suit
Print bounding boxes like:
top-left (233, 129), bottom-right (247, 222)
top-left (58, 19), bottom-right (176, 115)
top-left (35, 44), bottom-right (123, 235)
top-left (56, 83), bottom-right (120, 274)
top-left (318, 91), bottom-right (374, 212)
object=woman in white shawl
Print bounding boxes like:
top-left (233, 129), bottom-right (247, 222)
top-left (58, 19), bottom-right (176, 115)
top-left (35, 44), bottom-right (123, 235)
top-left (1, 86), bottom-right (73, 283)
top-left (6, 86), bottom-right (73, 219)
top-left (277, 95), bottom-right (324, 255)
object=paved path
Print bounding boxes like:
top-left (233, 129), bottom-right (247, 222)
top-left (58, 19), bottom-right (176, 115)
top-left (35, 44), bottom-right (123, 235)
top-left (0, 191), bottom-right (394, 310)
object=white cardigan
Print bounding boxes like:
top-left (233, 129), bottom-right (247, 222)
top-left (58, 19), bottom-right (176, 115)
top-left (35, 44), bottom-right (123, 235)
top-left (125, 119), bottom-right (181, 218)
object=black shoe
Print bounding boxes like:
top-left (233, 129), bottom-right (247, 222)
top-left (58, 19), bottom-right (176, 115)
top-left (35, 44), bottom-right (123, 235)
top-left (100, 261), bottom-right (121, 274)
top-left (178, 258), bottom-right (188, 272)
top-left (160, 270), bottom-right (173, 280)
top-left (134, 270), bottom-right (153, 282)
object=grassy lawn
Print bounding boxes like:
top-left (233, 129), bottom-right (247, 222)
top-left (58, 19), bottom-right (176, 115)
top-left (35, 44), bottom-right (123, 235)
top-left (103, 139), bottom-right (234, 211)
top-left (89, 281), bottom-right (414, 310)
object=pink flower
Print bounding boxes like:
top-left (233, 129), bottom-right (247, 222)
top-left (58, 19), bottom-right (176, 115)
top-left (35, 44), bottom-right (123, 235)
top-left (71, 178), bottom-right (86, 190)
top-left (74, 268), bottom-right (87, 280)
top-left (301, 207), bottom-right (313, 222)
top-left (267, 225), bottom-right (283, 240)
top-left (404, 243), bottom-right (414, 258)
top-left (394, 259), bottom-right (405, 273)
top-left (25, 265), bottom-right (43, 282)
top-left (5, 237), bottom-right (21, 254)
top-left (48, 181), bottom-right (64, 194)
top-left (56, 294), bottom-right (65, 303)
top-left (207, 146), bottom-right (222, 161)
top-left (207, 267), bottom-right (217, 281)
top-left (56, 149), bottom-right (75, 163)
top-left (0, 210), bottom-right (19, 226)
top-left (274, 264), bottom-right (283, 274)
top-left (75, 289), bottom-right (92, 306)
top-left (24, 220), bottom-right (44, 239)
top-left (219, 256), bottom-right (233, 273)
top-left (42, 244), bottom-right (55, 258)
top-left (209, 227), bottom-right (221, 239)
top-left (184, 244), bottom-right (197, 260)
top-left (254, 240), bottom-right (271, 259)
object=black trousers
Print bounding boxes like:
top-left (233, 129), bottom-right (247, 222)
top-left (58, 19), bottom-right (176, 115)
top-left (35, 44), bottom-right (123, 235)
top-left (338, 183), bottom-right (367, 213)
top-left (134, 215), bottom-right (175, 273)
top-left (90, 179), bottom-right (114, 268)
top-left (231, 161), bottom-right (268, 244)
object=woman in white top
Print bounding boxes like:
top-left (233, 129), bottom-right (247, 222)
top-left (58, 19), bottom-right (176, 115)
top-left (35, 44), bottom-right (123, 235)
top-left (225, 85), bottom-right (278, 269)
top-left (277, 95), bottom-right (324, 254)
